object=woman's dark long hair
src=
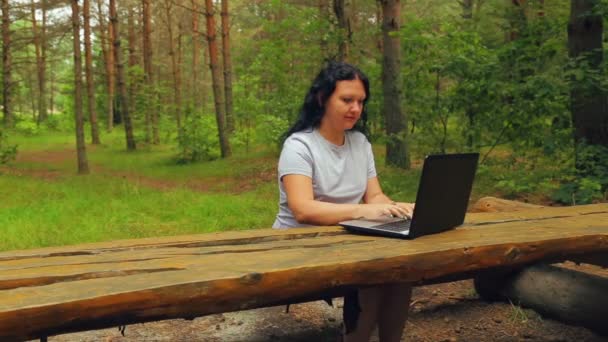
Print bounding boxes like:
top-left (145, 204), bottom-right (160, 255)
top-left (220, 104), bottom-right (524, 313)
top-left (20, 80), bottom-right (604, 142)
top-left (282, 61), bottom-right (370, 142)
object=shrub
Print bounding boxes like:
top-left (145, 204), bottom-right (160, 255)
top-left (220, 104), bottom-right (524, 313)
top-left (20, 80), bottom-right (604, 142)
top-left (0, 129), bottom-right (17, 164)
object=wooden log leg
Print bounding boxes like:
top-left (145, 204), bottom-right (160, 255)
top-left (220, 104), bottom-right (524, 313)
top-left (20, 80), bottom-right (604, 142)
top-left (475, 264), bottom-right (608, 336)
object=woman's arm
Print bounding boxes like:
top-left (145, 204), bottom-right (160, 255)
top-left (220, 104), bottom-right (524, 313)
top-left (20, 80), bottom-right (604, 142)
top-left (283, 175), bottom-right (411, 226)
top-left (282, 174), bottom-right (407, 225)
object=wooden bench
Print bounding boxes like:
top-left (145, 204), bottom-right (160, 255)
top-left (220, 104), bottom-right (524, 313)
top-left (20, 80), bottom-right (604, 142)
top-left (1, 203), bottom-right (607, 341)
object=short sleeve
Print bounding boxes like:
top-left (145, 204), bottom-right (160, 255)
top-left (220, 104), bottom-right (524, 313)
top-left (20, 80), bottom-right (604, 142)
top-left (278, 136), bottom-right (313, 180)
top-left (365, 140), bottom-right (377, 179)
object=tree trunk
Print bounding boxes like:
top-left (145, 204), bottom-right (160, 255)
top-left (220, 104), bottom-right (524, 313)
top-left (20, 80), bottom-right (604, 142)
top-left (163, 0), bottom-right (182, 132)
top-left (31, 0), bottom-right (47, 124)
top-left (191, 0), bottom-right (201, 109)
top-left (30, 1), bottom-right (40, 122)
top-left (142, 0), bottom-right (157, 144)
top-left (333, 0), bottom-right (351, 61)
top-left (110, 0), bottom-right (136, 151)
top-left (380, 0), bottom-right (409, 169)
top-left (70, 0), bottom-right (89, 175)
top-left (204, 0), bottom-right (231, 158)
top-left (568, 0), bottom-right (608, 151)
top-left (97, 0), bottom-right (115, 132)
top-left (127, 5), bottom-right (138, 116)
top-left (507, 0), bottom-right (528, 41)
top-left (461, 0), bottom-right (473, 19)
top-left (318, 0), bottom-right (330, 59)
top-left (221, 0), bottom-right (234, 134)
top-left (1, 0), bottom-right (12, 128)
top-left (83, 0), bottom-right (100, 144)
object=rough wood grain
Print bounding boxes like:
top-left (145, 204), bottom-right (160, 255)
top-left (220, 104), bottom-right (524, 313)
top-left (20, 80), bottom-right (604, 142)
top-left (469, 196), bottom-right (544, 212)
top-left (0, 204), bottom-right (607, 341)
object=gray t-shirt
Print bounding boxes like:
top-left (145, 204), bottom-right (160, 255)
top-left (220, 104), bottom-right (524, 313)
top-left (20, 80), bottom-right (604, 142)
top-left (272, 128), bottom-right (377, 228)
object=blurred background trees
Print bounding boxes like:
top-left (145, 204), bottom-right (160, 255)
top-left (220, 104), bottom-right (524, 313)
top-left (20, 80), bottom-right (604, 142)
top-left (1, 0), bottom-right (607, 202)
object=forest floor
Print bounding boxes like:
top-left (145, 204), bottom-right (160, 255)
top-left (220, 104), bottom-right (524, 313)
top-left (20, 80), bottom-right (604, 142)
top-left (41, 274), bottom-right (607, 342)
top-left (8, 148), bottom-right (607, 342)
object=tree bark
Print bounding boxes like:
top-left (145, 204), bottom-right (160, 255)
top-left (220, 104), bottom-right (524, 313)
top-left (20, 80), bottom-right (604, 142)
top-left (70, 0), bottom-right (89, 175)
top-left (110, 0), bottom-right (136, 150)
top-left (475, 263), bottom-right (608, 335)
top-left (142, 0), bottom-right (157, 144)
top-left (333, 0), bottom-right (351, 61)
top-left (204, 0), bottom-right (231, 158)
top-left (97, 0), bottom-right (115, 132)
top-left (83, 0), bottom-right (100, 144)
top-left (507, 0), bottom-right (528, 41)
top-left (163, 0), bottom-right (182, 132)
top-left (127, 4), bottom-right (137, 116)
top-left (568, 0), bottom-right (608, 150)
top-left (461, 0), bottom-right (473, 19)
top-left (31, 0), bottom-right (47, 124)
top-left (1, 0), bottom-right (12, 128)
top-left (191, 0), bottom-right (201, 109)
top-left (380, 0), bottom-right (409, 169)
top-left (221, 0), bottom-right (234, 134)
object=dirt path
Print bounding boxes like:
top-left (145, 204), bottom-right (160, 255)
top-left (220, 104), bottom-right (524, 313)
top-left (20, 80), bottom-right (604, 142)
top-left (41, 279), bottom-right (605, 342)
top-left (3, 149), bottom-right (277, 194)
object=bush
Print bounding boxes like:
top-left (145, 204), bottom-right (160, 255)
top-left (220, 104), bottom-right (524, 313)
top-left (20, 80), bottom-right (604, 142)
top-left (0, 129), bottom-right (17, 164)
top-left (552, 144), bottom-right (608, 205)
top-left (15, 120), bottom-right (41, 136)
top-left (177, 114), bottom-right (221, 163)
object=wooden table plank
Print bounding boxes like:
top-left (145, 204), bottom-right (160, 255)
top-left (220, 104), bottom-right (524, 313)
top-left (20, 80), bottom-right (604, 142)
top-left (0, 204), bottom-right (607, 341)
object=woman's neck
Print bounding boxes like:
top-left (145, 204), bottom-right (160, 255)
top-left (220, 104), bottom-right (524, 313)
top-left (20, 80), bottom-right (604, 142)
top-left (318, 124), bottom-right (345, 146)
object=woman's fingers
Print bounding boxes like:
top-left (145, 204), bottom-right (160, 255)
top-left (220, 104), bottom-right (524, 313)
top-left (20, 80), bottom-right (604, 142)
top-left (395, 202), bottom-right (415, 218)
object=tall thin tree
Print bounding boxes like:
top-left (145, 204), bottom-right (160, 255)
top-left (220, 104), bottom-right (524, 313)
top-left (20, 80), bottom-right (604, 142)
top-left (333, 0), bottom-right (351, 61)
top-left (31, 0), bottom-right (47, 124)
top-left (97, 0), bottom-right (115, 131)
top-left (110, 0), bottom-right (136, 150)
top-left (204, 0), bottom-right (231, 158)
top-left (191, 0), bottom-right (201, 108)
top-left (83, 0), bottom-right (100, 144)
top-left (142, 0), bottom-right (157, 143)
top-left (568, 0), bottom-right (608, 163)
top-left (163, 0), bottom-right (182, 132)
top-left (70, 0), bottom-right (89, 174)
top-left (380, 0), bottom-right (409, 168)
top-left (1, 0), bottom-right (11, 128)
top-left (221, 0), bottom-right (234, 133)
top-left (127, 4), bottom-right (138, 116)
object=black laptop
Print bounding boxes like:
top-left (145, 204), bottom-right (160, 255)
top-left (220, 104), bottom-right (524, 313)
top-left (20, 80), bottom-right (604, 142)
top-left (340, 153), bottom-right (479, 239)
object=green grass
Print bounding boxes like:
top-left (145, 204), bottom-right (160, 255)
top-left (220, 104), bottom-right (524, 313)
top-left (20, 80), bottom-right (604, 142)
top-left (0, 173), bottom-right (276, 251)
top-left (1, 129), bottom-right (280, 251)
top-left (1, 127), bottom-right (575, 252)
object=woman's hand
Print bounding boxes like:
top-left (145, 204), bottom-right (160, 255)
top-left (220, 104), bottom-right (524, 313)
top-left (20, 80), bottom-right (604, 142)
top-left (395, 202), bottom-right (415, 218)
top-left (356, 203), bottom-right (413, 221)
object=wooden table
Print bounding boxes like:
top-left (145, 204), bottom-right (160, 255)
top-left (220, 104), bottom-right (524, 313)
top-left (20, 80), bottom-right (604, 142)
top-left (1, 204), bottom-right (607, 341)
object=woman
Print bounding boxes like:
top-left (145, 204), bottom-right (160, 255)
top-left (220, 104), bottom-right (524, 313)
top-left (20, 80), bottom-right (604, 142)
top-left (272, 61), bottom-right (414, 342)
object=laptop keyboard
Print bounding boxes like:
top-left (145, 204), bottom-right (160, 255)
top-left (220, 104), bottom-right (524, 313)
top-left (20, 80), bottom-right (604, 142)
top-left (375, 220), bottom-right (411, 232)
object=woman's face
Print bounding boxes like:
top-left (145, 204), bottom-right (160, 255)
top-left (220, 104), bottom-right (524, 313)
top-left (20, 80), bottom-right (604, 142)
top-left (321, 78), bottom-right (366, 132)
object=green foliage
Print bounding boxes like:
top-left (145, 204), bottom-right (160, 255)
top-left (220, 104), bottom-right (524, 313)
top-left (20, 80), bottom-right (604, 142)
top-left (177, 114), bottom-right (221, 163)
top-left (15, 119), bottom-right (41, 136)
top-left (0, 129), bottom-right (17, 164)
top-left (552, 144), bottom-right (608, 204)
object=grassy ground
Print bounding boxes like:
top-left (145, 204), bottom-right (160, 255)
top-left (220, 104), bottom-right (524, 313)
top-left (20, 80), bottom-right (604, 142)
top-left (0, 129), bottom-right (569, 252)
